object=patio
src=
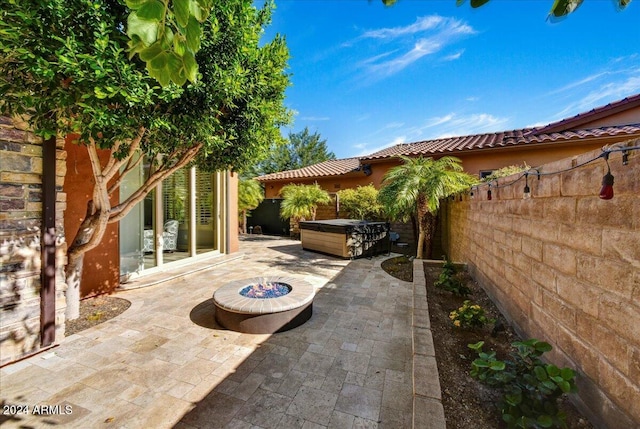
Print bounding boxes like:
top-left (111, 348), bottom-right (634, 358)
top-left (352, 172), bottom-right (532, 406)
top-left (0, 236), bottom-right (442, 428)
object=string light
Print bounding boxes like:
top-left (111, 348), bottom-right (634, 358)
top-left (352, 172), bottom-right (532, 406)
top-left (523, 173), bottom-right (531, 200)
top-left (463, 142), bottom-right (638, 203)
top-left (599, 153), bottom-right (614, 200)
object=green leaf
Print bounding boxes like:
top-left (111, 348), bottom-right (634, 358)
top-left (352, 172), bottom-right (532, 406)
top-left (505, 392), bottom-right (522, 406)
top-left (139, 42), bottom-right (163, 61)
top-left (174, 0), bottom-right (191, 27)
top-left (549, 0), bottom-right (584, 17)
top-left (185, 16), bottom-right (202, 52)
top-left (534, 365), bottom-right (548, 381)
top-left (127, 12), bottom-right (159, 46)
top-left (136, 0), bottom-right (165, 21)
top-left (560, 367), bottom-right (575, 380)
top-left (536, 415), bottom-right (554, 428)
top-left (94, 87), bottom-right (108, 99)
top-left (468, 341), bottom-right (484, 351)
top-left (470, 0), bottom-right (490, 7)
top-left (183, 51), bottom-right (198, 82)
top-left (489, 361), bottom-right (506, 371)
top-left (189, 0), bottom-right (205, 22)
top-left (546, 365), bottom-right (560, 377)
top-left (473, 359), bottom-right (489, 368)
top-left (125, 0), bottom-right (150, 10)
top-left (558, 380), bottom-right (572, 393)
top-left (534, 341), bottom-right (553, 353)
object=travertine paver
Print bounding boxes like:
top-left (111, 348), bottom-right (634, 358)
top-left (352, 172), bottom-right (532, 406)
top-left (0, 237), bottom-right (421, 428)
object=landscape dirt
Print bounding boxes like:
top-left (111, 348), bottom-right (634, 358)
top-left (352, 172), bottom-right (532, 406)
top-left (64, 295), bottom-right (131, 336)
top-left (381, 256), bottom-right (593, 429)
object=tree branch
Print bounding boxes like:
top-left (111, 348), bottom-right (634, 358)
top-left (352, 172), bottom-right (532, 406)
top-left (103, 126), bottom-right (145, 181)
top-left (108, 142), bottom-right (203, 223)
top-left (108, 150), bottom-right (144, 196)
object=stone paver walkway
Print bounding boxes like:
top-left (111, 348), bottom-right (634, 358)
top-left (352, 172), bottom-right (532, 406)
top-left (1, 237), bottom-right (434, 428)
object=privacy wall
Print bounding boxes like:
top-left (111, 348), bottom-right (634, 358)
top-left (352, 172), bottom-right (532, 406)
top-left (442, 142), bottom-right (639, 428)
top-left (0, 116), bottom-right (67, 365)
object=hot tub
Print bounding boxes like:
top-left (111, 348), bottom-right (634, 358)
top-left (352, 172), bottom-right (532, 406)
top-left (299, 219), bottom-right (389, 259)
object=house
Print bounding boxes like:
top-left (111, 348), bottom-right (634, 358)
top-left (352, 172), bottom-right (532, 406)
top-left (0, 117), bottom-right (240, 365)
top-left (257, 93), bottom-right (640, 198)
top-left (64, 138), bottom-right (240, 298)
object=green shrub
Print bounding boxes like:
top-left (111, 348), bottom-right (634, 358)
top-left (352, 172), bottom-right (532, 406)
top-left (337, 184), bottom-right (384, 220)
top-left (434, 258), bottom-right (471, 297)
top-left (449, 300), bottom-right (494, 329)
top-left (468, 339), bottom-right (577, 429)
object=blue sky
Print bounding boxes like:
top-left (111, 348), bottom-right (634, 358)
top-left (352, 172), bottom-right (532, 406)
top-left (261, 0), bottom-right (640, 159)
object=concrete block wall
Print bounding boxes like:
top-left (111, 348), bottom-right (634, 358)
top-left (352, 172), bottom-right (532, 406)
top-left (0, 116), bottom-right (67, 365)
top-left (443, 142), bottom-right (639, 428)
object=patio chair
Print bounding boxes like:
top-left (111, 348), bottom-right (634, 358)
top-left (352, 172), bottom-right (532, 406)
top-left (142, 229), bottom-right (154, 253)
top-left (163, 220), bottom-right (179, 252)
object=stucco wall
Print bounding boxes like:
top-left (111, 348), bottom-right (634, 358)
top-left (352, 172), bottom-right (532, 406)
top-left (228, 172), bottom-right (239, 253)
top-left (0, 116), bottom-right (67, 365)
top-left (64, 139), bottom-right (120, 297)
top-left (262, 141), bottom-right (613, 199)
top-left (442, 143), bottom-right (640, 428)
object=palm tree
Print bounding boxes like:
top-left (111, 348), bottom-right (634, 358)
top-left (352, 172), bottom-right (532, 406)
top-left (238, 179), bottom-right (264, 233)
top-left (280, 183), bottom-right (331, 221)
top-left (378, 155), bottom-right (476, 259)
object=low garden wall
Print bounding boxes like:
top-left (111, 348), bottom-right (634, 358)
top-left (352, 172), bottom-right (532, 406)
top-left (442, 141), bottom-right (639, 428)
top-left (0, 116), bottom-right (67, 365)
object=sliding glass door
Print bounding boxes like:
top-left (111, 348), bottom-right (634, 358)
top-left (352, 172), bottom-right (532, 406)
top-left (120, 165), bottom-right (222, 278)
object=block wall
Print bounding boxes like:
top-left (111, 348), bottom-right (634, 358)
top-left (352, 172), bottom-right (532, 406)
top-left (443, 142), bottom-right (639, 428)
top-left (0, 116), bottom-right (67, 365)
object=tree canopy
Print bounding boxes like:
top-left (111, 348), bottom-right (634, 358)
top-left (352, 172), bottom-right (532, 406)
top-left (238, 178), bottom-right (264, 233)
top-left (279, 183), bottom-right (331, 222)
top-left (247, 127), bottom-right (335, 177)
top-left (337, 184), bottom-right (384, 220)
top-left (378, 156), bottom-right (476, 258)
top-left (0, 0), bottom-right (290, 317)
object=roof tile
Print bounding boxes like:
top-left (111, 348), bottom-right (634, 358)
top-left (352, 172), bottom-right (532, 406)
top-left (256, 157), bottom-right (361, 182)
top-left (361, 124), bottom-right (640, 161)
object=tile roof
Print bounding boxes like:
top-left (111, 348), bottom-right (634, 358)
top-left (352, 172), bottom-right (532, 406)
top-left (360, 124), bottom-right (640, 161)
top-left (256, 157), bottom-right (362, 182)
top-left (254, 93), bottom-right (640, 181)
top-left (528, 93), bottom-right (640, 135)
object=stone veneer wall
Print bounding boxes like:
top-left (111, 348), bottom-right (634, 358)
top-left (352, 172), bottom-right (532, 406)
top-left (0, 116), bottom-right (67, 366)
top-left (442, 144), bottom-right (639, 428)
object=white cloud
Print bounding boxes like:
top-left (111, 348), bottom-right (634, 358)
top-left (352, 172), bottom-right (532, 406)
top-left (351, 113), bottom-right (509, 157)
top-left (443, 50), bottom-right (464, 61)
top-left (525, 121), bottom-right (550, 129)
top-left (402, 113), bottom-right (510, 141)
top-left (300, 116), bottom-right (330, 121)
top-left (355, 135), bottom-right (407, 157)
top-left (349, 15), bottom-right (477, 79)
top-left (542, 55), bottom-right (640, 120)
top-left (555, 74), bottom-right (640, 118)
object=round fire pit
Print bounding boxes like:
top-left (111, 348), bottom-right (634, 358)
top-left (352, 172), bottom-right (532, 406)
top-left (213, 276), bottom-right (315, 334)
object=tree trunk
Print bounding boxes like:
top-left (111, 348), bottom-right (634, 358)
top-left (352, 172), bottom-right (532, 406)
top-left (423, 212), bottom-right (437, 259)
top-left (242, 210), bottom-right (247, 234)
top-left (64, 205), bottom-right (109, 320)
top-left (64, 255), bottom-right (83, 320)
top-left (416, 227), bottom-right (425, 259)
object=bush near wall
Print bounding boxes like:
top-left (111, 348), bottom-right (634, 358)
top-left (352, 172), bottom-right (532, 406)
top-left (442, 143), bottom-right (640, 428)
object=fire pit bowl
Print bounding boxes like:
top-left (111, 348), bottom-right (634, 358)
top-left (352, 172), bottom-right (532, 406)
top-left (213, 276), bottom-right (315, 334)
